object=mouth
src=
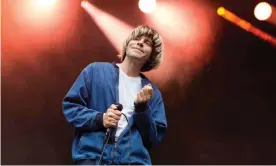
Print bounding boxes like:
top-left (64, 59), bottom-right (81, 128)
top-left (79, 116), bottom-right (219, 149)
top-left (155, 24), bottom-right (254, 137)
top-left (132, 47), bottom-right (144, 53)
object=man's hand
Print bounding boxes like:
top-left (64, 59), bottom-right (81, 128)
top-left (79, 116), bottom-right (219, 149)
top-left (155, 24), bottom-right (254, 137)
top-left (103, 104), bottom-right (122, 128)
top-left (135, 84), bottom-right (153, 104)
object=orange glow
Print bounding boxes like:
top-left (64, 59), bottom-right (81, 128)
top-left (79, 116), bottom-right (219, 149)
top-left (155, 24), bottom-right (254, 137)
top-left (218, 7), bottom-right (276, 46)
top-left (144, 0), bottom-right (217, 87)
top-left (254, 2), bottom-right (272, 21)
top-left (18, 0), bottom-right (60, 26)
top-left (146, 1), bottom-right (214, 47)
top-left (32, 0), bottom-right (57, 8)
top-left (81, 1), bottom-right (134, 52)
top-left (3, 0), bottom-right (78, 62)
top-left (138, 0), bottom-right (156, 14)
top-left (146, 2), bottom-right (189, 44)
top-left (28, 0), bottom-right (57, 16)
top-left (82, 1), bottom-right (217, 89)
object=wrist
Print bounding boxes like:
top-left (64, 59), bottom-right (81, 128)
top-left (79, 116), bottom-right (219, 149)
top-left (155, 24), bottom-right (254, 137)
top-left (134, 102), bottom-right (147, 113)
top-left (96, 112), bottom-right (105, 129)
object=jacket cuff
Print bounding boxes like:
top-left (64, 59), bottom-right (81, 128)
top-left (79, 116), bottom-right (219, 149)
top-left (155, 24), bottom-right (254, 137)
top-left (134, 102), bottom-right (148, 113)
top-left (95, 113), bottom-right (105, 129)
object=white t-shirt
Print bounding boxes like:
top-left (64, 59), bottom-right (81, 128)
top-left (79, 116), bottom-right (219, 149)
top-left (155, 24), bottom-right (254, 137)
top-left (115, 68), bottom-right (142, 138)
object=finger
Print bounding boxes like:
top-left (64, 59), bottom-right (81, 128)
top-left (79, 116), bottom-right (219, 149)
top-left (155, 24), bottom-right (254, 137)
top-left (143, 91), bottom-right (151, 102)
top-left (145, 95), bottom-right (151, 101)
top-left (143, 85), bottom-right (153, 97)
top-left (110, 104), bottom-right (117, 109)
top-left (108, 117), bottom-right (119, 124)
top-left (136, 93), bottom-right (143, 103)
top-left (142, 91), bottom-right (151, 102)
top-left (145, 85), bottom-right (153, 92)
top-left (142, 88), bottom-right (149, 97)
top-left (136, 93), bottom-right (140, 103)
top-left (112, 109), bottom-right (122, 116)
top-left (142, 96), bottom-right (148, 103)
top-left (141, 87), bottom-right (146, 93)
top-left (145, 85), bottom-right (153, 93)
top-left (141, 87), bottom-right (147, 94)
top-left (148, 87), bottom-right (153, 96)
top-left (108, 122), bottom-right (117, 128)
top-left (107, 110), bottom-right (116, 118)
top-left (109, 110), bottom-right (121, 119)
top-left (110, 113), bottom-right (121, 121)
top-left (142, 95), bottom-right (148, 103)
top-left (143, 84), bottom-right (152, 90)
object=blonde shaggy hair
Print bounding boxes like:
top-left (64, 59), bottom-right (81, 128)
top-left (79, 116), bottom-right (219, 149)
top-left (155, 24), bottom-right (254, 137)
top-left (119, 25), bottom-right (164, 72)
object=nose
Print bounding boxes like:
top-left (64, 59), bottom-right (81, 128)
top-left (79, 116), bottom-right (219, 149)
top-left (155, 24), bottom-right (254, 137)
top-left (137, 40), bottom-right (144, 47)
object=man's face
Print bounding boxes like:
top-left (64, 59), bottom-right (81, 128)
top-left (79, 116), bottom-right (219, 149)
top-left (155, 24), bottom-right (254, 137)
top-left (126, 35), bottom-right (153, 62)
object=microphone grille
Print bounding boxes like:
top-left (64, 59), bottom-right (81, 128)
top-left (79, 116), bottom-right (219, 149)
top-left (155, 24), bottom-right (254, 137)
top-left (116, 103), bottom-right (123, 111)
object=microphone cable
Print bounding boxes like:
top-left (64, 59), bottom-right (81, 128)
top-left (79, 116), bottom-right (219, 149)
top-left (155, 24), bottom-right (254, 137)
top-left (98, 112), bottom-right (132, 165)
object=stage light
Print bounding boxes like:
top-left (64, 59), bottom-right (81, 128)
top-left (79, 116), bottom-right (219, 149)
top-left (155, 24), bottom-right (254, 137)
top-left (254, 2), bottom-right (272, 21)
top-left (138, 0), bottom-right (156, 14)
top-left (217, 7), bottom-right (225, 16)
top-left (81, 0), bottom-right (88, 7)
top-left (21, 0), bottom-right (59, 24)
top-left (32, 0), bottom-right (57, 9)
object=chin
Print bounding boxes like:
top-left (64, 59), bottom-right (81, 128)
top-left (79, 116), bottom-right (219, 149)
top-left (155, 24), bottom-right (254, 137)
top-left (128, 53), bottom-right (145, 59)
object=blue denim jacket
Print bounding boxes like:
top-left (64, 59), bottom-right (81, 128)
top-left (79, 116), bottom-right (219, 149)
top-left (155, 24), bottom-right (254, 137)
top-left (62, 62), bottom-right (167, 165)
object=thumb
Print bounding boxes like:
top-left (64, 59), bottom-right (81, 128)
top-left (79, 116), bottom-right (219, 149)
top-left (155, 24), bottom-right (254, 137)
top-left (147, 83), bottom-right (152, 87)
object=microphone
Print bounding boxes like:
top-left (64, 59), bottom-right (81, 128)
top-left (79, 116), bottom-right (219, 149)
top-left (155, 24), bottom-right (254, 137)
top-left (104, 103), bottom-right (123, 142)
top-left (115, 103), bottom-right (123, 112)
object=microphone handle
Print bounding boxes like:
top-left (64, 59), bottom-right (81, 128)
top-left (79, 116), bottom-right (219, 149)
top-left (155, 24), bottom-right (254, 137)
top-left (104, 103), bottom-right (123, 142)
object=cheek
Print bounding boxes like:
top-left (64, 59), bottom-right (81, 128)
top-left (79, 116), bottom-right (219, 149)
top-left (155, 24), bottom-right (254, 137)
top-left (126, 45), bottom-right (132, 53)
top-left (146, 48), bottom-right (153, 56)
top-left (126, 42), bottom-right (134, 51)
top-left (128, 41), bottom-right (136, 47)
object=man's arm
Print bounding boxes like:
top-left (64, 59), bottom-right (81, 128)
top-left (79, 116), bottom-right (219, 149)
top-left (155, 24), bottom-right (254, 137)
top-left (133, 86), bottom-right (167, 149)
top-left (62, 64), bottom-right (104, 131)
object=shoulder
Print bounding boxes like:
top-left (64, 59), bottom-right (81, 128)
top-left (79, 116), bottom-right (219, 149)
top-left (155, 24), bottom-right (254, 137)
top-left (82, 62), bottom-right (115, 73)
top-left (85, 62), bottom-right (113, 70)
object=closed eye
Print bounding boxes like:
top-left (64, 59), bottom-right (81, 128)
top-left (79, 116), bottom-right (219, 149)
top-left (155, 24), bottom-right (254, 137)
top-left (145, 40), bottom-right (153, 46)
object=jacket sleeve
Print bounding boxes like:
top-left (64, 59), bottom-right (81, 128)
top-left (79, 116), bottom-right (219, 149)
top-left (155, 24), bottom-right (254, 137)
top-left (133, 91), bottom-right (167, 149)
top-left (62, 64), bottom-right (105, 131)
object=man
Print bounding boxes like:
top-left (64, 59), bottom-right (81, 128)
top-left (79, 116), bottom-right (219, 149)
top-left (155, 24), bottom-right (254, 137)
top-left (62, 25), bottom-right (167, 165)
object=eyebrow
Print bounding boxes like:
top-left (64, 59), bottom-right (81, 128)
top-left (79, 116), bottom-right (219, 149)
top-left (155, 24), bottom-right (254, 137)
top-left (144, 38), bottom-right (153, 44)
top-left (135, 36), bottom-right (153, 44)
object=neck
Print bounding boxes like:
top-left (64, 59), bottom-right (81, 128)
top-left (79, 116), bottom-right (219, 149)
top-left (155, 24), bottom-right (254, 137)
top-left (118, 57), bottom-right (143, 77)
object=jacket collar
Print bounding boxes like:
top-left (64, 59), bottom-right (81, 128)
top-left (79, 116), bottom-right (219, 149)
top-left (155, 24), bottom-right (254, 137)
top-left (111, 62), bottom-right (150, 85)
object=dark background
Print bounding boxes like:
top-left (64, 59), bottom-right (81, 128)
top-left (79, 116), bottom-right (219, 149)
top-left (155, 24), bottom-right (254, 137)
top-left (2, 0), bottom-right (276, 164)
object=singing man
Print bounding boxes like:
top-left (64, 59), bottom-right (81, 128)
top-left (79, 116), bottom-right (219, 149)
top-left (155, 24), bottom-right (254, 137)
top-left (62, 25), bottom-right (167, 165)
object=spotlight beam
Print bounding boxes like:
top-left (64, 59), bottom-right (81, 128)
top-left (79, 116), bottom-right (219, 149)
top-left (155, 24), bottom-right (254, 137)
top-left (217, 7), bottom-right (276, 47)
top-left (81, 1), bottom-right (134, 52)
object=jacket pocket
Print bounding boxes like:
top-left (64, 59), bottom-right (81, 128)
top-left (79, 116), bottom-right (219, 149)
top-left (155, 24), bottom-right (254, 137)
top-left (130, 132), bottom-right (151, 163)
top-left (78, 132), bottom-right (105, 155)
